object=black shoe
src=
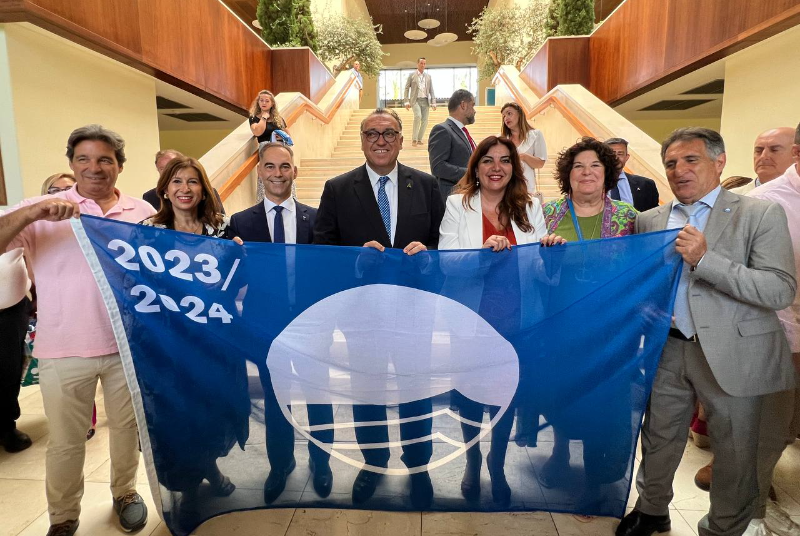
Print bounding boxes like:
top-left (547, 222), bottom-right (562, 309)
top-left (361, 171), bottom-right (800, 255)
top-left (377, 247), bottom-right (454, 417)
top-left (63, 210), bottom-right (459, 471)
top-left (46, 520), bottom-right (79, 536)
top-left (1, 427), bottom-right (32, 453)
top-left (461, 453), bottom-right (482, 500)
top-left (309, 458), bottom-right (333, 498)
top-left (352, 469), bottom-right (383, 503)
top-left (488, 452), bottom-right (511, 506)
top-left (410, 471), bottom-right (434, 509)
top-left (263, 458), bottom-right (296, 504)
top-left (616, 510), bottom-right (671, 536)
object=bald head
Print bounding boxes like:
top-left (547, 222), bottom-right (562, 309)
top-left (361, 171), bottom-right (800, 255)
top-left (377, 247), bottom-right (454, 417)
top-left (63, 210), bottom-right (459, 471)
top-left (753, 127), bottom-right (795, 183)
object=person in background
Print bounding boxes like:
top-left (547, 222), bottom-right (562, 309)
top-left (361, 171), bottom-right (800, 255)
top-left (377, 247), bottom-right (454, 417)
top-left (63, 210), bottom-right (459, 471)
top-left (605, 137), bottom-right (660, 212)
top-left (439, 135), bottom-right (546, 505)
top-left (41, 173), bottom-right (75, 196)
top-left (429, 89), bottom-right (476, 200)
top-left (730, 127), bottom-right (795, 194)
top-left (0, 124), bottom-right (154, 536)
top-left (500, 102), bottom-right (546, 203)
top-left (352, 59), bottom-right (364, 97)
top-left (249, 90), bottom-right (290, 202)
top-left (404, 58), bottom-right (436, 146)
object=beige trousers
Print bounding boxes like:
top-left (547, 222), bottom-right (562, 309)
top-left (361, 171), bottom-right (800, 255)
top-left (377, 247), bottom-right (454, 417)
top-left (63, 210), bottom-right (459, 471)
top-left (39, 354), bottom-right (139, 524)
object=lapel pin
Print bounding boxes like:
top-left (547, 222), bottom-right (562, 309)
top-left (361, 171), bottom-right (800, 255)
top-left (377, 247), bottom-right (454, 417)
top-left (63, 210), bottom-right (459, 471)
top-left (723, 208), bottom-right (731, 213)
top-left (407, 181), bottom-right (412, 189)
top-left (302, 214), bottom-right (309, 220)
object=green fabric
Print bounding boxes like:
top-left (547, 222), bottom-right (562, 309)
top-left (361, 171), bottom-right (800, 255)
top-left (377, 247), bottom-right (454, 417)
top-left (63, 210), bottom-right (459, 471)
top-left (553, 212), bottom-right (603, 242)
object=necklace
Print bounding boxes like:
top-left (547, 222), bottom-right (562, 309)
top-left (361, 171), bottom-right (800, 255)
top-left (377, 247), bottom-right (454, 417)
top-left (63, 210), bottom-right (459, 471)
top-left (585, 213), bottom-right (601, 239)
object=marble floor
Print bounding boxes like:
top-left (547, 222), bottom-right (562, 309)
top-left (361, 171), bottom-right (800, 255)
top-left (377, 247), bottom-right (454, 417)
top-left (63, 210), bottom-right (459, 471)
top-left (3, 384), bottom-right (800, 536)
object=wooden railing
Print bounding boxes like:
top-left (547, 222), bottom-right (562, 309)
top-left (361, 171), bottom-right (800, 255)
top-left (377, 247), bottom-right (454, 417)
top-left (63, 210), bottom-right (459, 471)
top-left (217, 72), bottom-right (362, 202)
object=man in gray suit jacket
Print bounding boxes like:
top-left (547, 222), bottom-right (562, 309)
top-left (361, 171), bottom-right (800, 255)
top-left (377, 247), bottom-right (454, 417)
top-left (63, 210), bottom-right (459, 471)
top-left (404, 58), bottom-right (436, 146)
top-left (617, 128), bottom-right (797, 536)
top-left (428, 89), bottom-right (476, 201)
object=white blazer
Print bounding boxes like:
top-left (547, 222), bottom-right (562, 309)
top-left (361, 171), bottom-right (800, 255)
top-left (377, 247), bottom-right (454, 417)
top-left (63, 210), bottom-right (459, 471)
top-left (439, 191), bottom-right (547, 250)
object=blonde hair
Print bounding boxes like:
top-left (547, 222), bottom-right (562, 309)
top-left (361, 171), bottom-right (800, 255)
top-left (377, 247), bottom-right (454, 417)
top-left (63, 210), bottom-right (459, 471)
top-left (500, 102), bottom-right (533, 139)
top-left (249, 90), bottom-right (285, 128)
top-left (41, 173), bottom-right (75, 195)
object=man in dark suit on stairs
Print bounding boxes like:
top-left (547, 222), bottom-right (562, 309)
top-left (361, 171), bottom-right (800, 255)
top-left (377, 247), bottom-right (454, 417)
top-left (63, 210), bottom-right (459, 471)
top-left (428, 90), bottom-right (477, 201)
top-left (314, 108), bottom-right (445, 509)
top-left (229, 142), bottom-right (333, 504)
top-left (606, 137), bottom-right (660, 212)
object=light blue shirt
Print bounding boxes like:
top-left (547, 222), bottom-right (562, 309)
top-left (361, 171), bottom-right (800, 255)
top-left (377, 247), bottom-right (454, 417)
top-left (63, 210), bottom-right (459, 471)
top-left (615, 172), bottom-right (635, 205)
top-left (666, 185), bottom-right (721, 232)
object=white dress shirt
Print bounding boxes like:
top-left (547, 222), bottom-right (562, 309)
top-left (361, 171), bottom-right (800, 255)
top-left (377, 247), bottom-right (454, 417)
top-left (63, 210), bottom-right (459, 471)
top-left (365, 163), bottom-right (399, 245)
top-left (416, 71), bottom-right (428, 98)
top-left (263, 196), bottom-right (297, 244)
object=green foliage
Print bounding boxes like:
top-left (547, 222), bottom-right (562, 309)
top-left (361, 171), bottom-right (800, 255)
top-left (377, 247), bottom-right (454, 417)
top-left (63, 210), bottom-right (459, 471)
top-left (316, 14), bottom-right (386, 77)
top-left (557, 0), bottom-right (595, 36)
top-left (257, 0), bottom-right (319, 50)
top-left (467, 0), bottom-right (550, 80)
top-left (545, 0), bottom-right (561, 37)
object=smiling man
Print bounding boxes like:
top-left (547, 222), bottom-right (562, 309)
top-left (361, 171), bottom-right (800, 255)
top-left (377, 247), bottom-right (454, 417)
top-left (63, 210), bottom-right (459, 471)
top-left (0, 125), bottom-right (155, 536)
top-left (314, 108), bottom-right (445, 508)
top-left (228, 143), bottom-right (330, 504)
top-left (619, 128), bottom-right (797, 536)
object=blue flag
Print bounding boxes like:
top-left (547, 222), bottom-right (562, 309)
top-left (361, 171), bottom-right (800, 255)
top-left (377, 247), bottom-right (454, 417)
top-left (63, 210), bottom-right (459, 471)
top-left (73, 215), bottom-right (681, 536)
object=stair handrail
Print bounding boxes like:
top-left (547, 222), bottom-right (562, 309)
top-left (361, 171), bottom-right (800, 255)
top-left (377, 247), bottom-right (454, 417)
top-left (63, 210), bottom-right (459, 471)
top-left (214, 72), bottom-right (362, 201)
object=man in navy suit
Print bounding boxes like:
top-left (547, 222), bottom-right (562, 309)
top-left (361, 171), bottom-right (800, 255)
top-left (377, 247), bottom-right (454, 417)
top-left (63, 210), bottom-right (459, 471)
top-left (315, 108), bottom-right (445, 508)
top-left (428, 90), bottom-right (476, 201)
top-left (606, 138), bottom-right (660, 212)
top-left (229, 143), bottom-right (333, 503)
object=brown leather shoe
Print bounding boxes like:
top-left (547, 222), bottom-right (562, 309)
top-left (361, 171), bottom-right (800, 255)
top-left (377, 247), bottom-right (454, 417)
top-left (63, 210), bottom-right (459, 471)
top-left (694, 461), bottom-right (712, 491)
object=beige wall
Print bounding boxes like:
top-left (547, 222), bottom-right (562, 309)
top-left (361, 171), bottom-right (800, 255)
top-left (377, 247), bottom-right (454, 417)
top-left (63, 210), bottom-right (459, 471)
top-left (630, 117), bottom-right (722, 147)
top-left (720, 25), bottom-right (800, 179)
top-left (361, 41), bottom-right (489, 109)
top-left (159, 129), bottom-right (234, 160)
top-left (0, 23), bottom-right (160, 206)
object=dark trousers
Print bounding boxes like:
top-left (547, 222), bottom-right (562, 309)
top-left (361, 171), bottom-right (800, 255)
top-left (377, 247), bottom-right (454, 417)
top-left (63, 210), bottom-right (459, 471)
top-left (455, 394), bottom-right (514, 469)
top-left (259, 365), bottom-right (334, 471)
top-left (0, 298), bottom-right (31, 432)
top-left (354, 399), bottom-right (433, 469)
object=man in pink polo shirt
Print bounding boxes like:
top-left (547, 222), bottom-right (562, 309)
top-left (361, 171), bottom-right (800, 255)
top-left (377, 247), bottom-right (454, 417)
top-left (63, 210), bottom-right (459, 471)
top-left (0, 125), bottom-right (155, 536)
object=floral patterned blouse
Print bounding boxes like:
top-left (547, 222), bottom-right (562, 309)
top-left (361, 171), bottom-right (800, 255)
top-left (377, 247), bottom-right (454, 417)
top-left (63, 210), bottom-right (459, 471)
top-left (140, 215), bottom-right (233, 239)
top-left (542, 197), bottom-right (637, 239)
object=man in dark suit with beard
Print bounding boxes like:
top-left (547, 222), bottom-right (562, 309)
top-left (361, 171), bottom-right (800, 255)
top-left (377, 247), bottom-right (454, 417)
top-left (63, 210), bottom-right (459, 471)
top-left (606, 138), bottom-right (660, 211)
top-left (314, 108), bottom-right (445, 508)
top-left (229, 142), bottom-right (333, 504)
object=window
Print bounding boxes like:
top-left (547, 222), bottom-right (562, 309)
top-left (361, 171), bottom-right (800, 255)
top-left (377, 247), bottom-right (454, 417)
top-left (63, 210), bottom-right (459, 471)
top-left (378, 66), bottom-right (479, 108)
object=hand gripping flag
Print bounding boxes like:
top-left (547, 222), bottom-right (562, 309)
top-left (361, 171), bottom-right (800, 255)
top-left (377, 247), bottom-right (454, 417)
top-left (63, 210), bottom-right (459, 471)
top-left (72, 215), bottom-right (682, 535)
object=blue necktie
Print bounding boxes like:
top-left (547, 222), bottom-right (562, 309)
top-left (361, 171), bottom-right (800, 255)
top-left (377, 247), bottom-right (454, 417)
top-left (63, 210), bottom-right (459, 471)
top-left (273, 206), bottom-right (285, 244)
top-left (378, 176), bottom-right (391, 239)
top-left (673, 203), bottom-right (699, 338)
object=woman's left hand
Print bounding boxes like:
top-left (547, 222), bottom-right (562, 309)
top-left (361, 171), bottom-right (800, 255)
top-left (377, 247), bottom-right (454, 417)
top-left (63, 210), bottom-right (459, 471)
top-left (233, 236), bottom-right (244, 245)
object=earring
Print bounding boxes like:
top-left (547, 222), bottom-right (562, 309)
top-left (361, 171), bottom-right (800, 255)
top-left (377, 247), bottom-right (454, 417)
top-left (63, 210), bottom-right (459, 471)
top-left (163, 193), bottom-right (168, 199)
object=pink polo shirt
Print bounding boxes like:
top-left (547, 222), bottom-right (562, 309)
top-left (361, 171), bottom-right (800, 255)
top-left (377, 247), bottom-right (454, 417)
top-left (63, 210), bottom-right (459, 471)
top-left (750, 164), bottom-right (800, 352)
top-left (4, 187), bottom-right (155, 358)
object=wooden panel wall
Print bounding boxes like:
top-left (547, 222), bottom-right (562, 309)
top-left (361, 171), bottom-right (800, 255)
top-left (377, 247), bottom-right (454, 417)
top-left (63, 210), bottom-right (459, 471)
top-left (271, 49), bottom-right (334, 105)
top-left (589, 0), bottom-right (800, 105)
top-left (1, 0), bottom-right (273, 114)
top-left (521, 37), bottom-right (589, 98)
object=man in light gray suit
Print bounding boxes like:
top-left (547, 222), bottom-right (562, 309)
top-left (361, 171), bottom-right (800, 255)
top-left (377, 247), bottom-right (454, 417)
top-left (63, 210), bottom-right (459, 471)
top-left (404, 58), bottom-right (436, 146)
top-left (428, 89), bottom-right (476, 201)
top-left (617, 128), bottom-right (796, 536)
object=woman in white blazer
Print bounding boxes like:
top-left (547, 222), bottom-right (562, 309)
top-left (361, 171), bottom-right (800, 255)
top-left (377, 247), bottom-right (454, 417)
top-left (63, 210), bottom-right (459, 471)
top-left (438, 136), bottom-right (547, 506)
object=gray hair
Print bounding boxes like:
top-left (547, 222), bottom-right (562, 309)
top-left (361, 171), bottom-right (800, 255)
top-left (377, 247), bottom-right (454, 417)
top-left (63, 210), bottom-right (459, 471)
top-left (66, 125), bottom-right (126, 165)
top-left (661, 128), bottom-right (725, 163)
top-left (258, 141), bottom-right (295, 161)
top-left (448, 89), bottom-right (474, 112)
top-left (795, 122), bottom-right (800, 145)
top-left (605, 137), bottom-right (628, 147)
top-left (359, 108), bottom-right (403, 133)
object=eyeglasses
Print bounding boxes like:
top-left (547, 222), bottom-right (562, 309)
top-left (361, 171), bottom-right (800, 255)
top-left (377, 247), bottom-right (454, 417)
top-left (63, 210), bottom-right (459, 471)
top-left (362, 130), bottom-right (399, 143)
top-left (47, 185), bottom-right (73, 195)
